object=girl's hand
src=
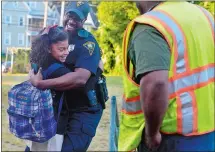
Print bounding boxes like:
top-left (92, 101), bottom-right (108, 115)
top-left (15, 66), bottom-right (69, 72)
top-left (29, 68), bottom-right (43, 87)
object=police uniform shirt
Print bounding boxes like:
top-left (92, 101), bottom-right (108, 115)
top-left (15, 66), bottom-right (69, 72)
top-left (42, 56), bottom-right (71, 79)
top-left (65, 29), bottom-right (101, 110)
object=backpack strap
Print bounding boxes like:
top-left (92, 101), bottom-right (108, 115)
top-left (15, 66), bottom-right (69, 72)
top-left (57, 93), bottom-right (64, 121)
top-left (42, 63), bottom-right (65, 122)
top-left (42, 63), bottom-right (64, 80)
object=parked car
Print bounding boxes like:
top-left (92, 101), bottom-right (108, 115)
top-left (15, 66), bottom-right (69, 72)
top-left (2, 61), bottom-right (11, 73)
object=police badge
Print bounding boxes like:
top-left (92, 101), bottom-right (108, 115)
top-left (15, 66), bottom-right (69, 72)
top-left (68, 44), bottom-right (75, 52)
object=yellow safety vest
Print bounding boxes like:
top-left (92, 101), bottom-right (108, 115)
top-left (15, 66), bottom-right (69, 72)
top-left (119, 2), bottom-right (215, 151)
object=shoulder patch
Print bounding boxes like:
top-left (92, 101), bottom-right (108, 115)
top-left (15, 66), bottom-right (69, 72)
top-left (68, 44), bottom-right (75, 52)
top-left (78, 29), bottom-right (89, 38)
top-left (83, 41), bottom-right (95, 56)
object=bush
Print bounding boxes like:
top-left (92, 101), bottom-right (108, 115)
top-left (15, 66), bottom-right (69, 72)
top-left (11, 49), bottom-right (30, 74)
top-left (93, 2), bottom-right (139, 75)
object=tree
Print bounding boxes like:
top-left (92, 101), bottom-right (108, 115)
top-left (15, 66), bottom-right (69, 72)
top-left (94, 1), bottom-right (214, 75)
top-left (12, 49), bottom-right (31, 74)
top-left (195, 2), bottom-right (215, 15)
top-left (93, 2), bottom-right (139, 75)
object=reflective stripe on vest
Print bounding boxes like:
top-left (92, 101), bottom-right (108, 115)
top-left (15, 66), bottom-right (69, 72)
top-left (122, 9), bottom-right (215, 134)
top-left (122, 64), bottom-right (215, 114)
top-left (169, 64), bottom-right (215, 97)
top-left (122, 96), bottom-right (141, 115)
top-left (145, 10), bottom-right (189, 74)
top-left (177, 91), bottom-right (197, 134)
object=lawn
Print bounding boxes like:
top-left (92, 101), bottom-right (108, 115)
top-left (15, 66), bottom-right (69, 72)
top-left (2, 75), bottom-right (123, 151)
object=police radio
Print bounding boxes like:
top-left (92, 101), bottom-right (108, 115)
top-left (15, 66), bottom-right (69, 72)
top-left (96, 75), bottom-right (109, 109)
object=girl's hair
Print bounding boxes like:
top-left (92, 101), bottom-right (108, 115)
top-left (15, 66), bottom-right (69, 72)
top-left (30, 26), bottom-right (68, 67)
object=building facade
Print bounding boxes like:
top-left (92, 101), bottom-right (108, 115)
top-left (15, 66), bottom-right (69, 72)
top-left (2, 2), bottom-right (59, 54)
top-left (2, 1), bottom-right (99, 54)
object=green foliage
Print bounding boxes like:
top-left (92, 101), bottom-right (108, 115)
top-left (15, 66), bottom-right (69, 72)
top-left (94, 1), bottom-right (214, 75)
top-left (93, 2), bottom-right (139, 75)
top-left (2, 53), bottom-right (12, 62)
top-left (2, 54), bottom-right (6, 62)
top-left (12, 49), bottom-right (30, 74)
top-left (195, 2), bottom-right (215, 15)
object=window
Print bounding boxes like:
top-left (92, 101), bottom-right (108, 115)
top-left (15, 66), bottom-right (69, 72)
top-left (5, 15), bottom-right (11, 24)
top-left (18, 33), bottom-right (24, 46)
top-left (27, 2), bottom-right (36, 8)
top-left (19, 16), bottom-right (24, 26)
top-left (4, 33), bottom-right (11, 45)
top-left (32, 2), bottom-right (36, 8)
top-left (14, 2), bottom-right (19, 8)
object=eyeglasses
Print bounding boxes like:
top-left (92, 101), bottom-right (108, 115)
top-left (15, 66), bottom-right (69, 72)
top-left (41, 25), bottom-right (58, 36)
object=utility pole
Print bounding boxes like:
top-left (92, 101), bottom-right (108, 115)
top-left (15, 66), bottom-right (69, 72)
top-left (60, 1), bottom-right (65, 26)
top-left (24, 34), bottom-right (28, 70)
top-left (5, 48), bottom-right (8, 63)
top-left (10, 48), bottom-right (14, 74)
top-left (44, 1), bottom-right (48, 27)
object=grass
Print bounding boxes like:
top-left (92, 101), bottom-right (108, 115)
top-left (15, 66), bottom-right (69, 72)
top-left (2, 74), bottom-right (28, 85)
top-left (2, 75), bottom-right (123, 151)
top-left (2, 84), bottom-right (27, 151)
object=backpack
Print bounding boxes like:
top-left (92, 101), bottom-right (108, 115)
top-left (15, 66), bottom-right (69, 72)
top-left (7, 63), bottom-right (64, 143)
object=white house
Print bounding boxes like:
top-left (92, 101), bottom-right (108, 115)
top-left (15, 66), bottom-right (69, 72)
top-left (84, 7), bottom-right (100, 31)
top-left (2, 1), bottom-right (60, 54)
top-left (2, 1), bottom-right (99, 55)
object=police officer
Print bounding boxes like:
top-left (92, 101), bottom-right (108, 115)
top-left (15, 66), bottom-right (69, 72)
top-left (30, 1), bottom-right (103, 151)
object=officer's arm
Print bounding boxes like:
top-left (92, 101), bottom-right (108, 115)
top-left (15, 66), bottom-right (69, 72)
top-left (139, 70), bottom-right (169, 137)
top-left (33, 68), bottom-right (91, 90)
top-left (53, 60), bottom-right (103, 90)
top-left (31, 59), bottom-right (103, 90)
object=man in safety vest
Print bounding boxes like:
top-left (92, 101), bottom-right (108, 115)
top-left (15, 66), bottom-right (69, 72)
top-left (119, 1), bottom-right (214, 151)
